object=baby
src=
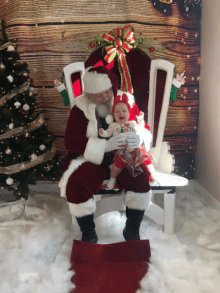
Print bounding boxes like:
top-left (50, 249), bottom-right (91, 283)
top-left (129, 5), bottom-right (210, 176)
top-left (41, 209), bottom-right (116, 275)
top-left (99, 93), bottom-right (159, 189)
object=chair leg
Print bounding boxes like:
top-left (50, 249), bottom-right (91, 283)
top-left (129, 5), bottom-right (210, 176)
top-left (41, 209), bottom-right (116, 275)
top-left (164, 188), bottom-right (176, 235)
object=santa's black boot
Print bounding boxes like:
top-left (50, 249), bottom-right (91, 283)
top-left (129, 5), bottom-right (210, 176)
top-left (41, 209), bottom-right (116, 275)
top-left (123, 207), bottom-right (145, 241)
top-left (76, 214), bottom-right (98, 243)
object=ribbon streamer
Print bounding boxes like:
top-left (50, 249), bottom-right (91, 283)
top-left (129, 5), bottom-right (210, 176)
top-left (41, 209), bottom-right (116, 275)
top-left (0, 143), bottom-right (56, 175)
top-left (102, 26), bottom-right (136, 94)
top-left (0, 114), bottom-right (45, 139)
top-left (0, 80), bottom-right (30, 107)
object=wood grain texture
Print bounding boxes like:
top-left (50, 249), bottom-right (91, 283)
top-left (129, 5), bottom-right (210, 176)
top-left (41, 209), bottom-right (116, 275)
top-left (0, 0), bottom-right (201, 178)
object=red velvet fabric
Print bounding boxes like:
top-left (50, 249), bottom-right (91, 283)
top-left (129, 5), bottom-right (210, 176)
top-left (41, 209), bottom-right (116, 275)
top-left (85, 47), bottom-right (152, 114)
top-left (63, 99), bottom-right (151, 204)
top-left (74, 46), bottom-right (166, 146)
top-left (70, 240), bottom-right (151, 293)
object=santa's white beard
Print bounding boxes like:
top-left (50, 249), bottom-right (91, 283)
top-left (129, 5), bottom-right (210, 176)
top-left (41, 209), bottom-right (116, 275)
top-left (96, 101), bottom-right (112, 118)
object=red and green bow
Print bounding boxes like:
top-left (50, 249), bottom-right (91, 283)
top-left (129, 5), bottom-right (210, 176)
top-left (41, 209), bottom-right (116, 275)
top-left (102, 25), bottom-right (137, 94)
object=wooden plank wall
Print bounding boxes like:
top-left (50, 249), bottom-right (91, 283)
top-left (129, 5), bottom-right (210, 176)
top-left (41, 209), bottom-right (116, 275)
top-left (0, 0), bottom-right (200, 179)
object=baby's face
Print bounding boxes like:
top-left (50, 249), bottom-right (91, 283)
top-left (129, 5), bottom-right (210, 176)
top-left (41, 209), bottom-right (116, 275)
top-left (114, 103), bottom-right (129, 123)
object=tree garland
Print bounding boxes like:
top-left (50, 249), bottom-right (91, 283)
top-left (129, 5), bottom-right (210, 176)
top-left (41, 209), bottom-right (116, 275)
top-left (0, 113), bottom-right (45, 139)
top-left (0, 143), bottom-right (56, 175)
top-left (0, 80), bottom-right (30, 107)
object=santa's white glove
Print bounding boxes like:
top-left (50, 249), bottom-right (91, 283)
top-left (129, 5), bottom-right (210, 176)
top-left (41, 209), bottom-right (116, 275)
top-left (107, 178), bottom-right (116, 189)
top-left (127, 133), bottom-right (141, 149)
top-left (105, 134), bottom-right (126, 152)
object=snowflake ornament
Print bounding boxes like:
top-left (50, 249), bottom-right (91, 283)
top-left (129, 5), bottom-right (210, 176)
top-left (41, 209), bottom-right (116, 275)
top-left (14, 101), bottom-right (21, 108)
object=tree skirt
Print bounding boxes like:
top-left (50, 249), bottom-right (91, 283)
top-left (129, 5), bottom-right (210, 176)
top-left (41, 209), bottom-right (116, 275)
top-left (0, 194), bottom-right (75, 293)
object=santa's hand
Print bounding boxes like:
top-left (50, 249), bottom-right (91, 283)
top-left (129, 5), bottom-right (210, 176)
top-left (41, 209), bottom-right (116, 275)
top-left (127, 133), bottom-right (141, 149)
top-left (105, 134), bottom-right (126, 152)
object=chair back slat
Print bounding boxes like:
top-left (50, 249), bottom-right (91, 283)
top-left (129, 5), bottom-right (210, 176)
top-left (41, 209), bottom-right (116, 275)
top-left (148, 60), bottom-right (174, 162)
top-left (63, 62), bottom-right (85, 109)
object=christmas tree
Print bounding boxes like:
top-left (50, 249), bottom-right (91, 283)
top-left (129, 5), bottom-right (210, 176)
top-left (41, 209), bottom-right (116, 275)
top-left (0, 19), bottom-right (63, 200)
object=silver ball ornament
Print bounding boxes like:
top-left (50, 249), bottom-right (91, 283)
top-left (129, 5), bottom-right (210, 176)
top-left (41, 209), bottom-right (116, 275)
top-left (30, 153), bottom-right (37, 161)
top-left (9, 122), bottom-right (14, 129)
top-left (39, 144), bottom-right (46, 151)
top-left (23, 104), bottom-right (30, 111)
top-left (7, 45), bottom-right (15, 52)
top-left (6, 177), bottom-right (14, 185)
top-left (5, 148), bottom-right (12, 155)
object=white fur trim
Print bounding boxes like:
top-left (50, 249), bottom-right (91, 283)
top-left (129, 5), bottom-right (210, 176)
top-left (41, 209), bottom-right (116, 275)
top-left (84, 137), bottom-right (107, 165)
top-left (125, 190), bottom-right (152, 210)
top-left (59, 156), bottom-right (86, 198)
top-left (86, 120), bottom-right (98, 138)
top-left (56, 83), bottom-right (66, 92)
top-left (172, 78), bottom-right (182, 88)
top-left (105, 114), bottom-right (114, 124)
top-left (83, 71), bottom-right (112, 94)
top-left (117, 90), bottom-right (135, 108)
top-left (74, 94), bottom-right (97, 122)
top-left (68, 198), bottom-right (96, 217)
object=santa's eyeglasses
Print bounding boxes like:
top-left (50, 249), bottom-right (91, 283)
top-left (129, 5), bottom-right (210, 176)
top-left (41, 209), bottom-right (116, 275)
top-left (90, 88), bottom-right (113, 99)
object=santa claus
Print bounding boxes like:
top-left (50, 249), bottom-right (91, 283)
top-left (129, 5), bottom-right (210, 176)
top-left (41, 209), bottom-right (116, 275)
top-left (59, 66), bottom-right (153, 243)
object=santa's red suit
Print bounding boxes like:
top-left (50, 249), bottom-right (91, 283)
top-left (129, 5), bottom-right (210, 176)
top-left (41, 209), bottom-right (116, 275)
top-left (59, 90), bottom-right (153, 218)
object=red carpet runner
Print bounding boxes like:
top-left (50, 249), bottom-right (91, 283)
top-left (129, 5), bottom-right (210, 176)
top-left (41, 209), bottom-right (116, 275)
top-left (70, 240), bottom-right (151, 293)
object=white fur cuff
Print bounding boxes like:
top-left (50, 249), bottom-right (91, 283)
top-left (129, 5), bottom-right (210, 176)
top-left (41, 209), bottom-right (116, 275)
top-left (125, 190), bottom-right (152, 211)
top-left (84, 137), bottom-right (107, 165)
top-left (172, 78), bottom-right (182, 88)
top-left (59, 156), bottom-right (86, 198)
top-left (68, 198), bottom-right (96, 217)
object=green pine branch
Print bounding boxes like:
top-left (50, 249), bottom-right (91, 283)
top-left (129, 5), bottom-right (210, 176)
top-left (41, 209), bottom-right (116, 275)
top-left (1, 19), bottom-right (9, 43)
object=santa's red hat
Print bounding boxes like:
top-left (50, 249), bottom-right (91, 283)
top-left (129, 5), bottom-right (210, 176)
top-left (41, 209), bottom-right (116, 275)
top-left (112, 93), bottom-right (131, 114)
top-left (82, 66), bottom-right (118, 97)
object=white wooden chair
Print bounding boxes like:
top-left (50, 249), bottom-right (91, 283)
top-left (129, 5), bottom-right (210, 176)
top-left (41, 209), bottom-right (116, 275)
top-left (63, 60), bottom-right (188, 235)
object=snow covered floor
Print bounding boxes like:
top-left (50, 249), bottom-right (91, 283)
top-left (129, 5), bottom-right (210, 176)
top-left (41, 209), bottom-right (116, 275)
top-left (0, 184), bottom-right (220, 292)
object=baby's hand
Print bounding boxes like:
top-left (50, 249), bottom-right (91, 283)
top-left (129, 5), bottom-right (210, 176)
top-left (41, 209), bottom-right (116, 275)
top-left (107, 178), bottom-right (116, 189)
top-left (99, 128), bottom-right (104, 135)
